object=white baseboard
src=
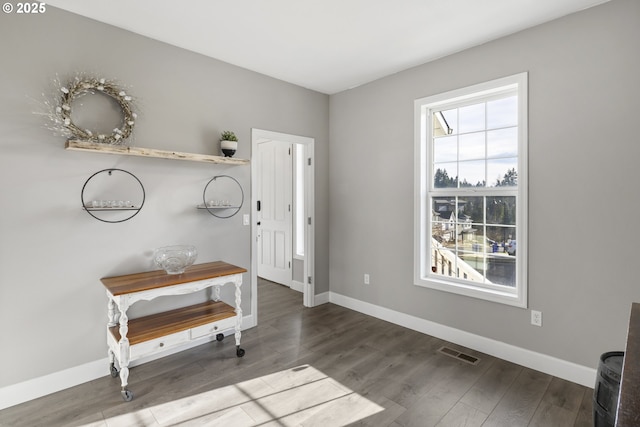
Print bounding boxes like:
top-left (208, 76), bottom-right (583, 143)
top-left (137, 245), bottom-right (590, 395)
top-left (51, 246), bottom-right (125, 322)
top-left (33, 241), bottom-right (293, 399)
top-left (0, 314), bottom-right (255, 411)
top-left (291, 280), bottom-right (304, 293)
top-left (0, 358), bottom-right (107, 412)
top-left (313, 291), bottom-right (330, 306)
top-left (328, 292), bottom-right (596, 388)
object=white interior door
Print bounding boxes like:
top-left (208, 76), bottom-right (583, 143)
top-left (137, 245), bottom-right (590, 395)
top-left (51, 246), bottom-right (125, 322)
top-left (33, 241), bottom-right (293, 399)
top-left (257, 139), bottom-right (292, 286)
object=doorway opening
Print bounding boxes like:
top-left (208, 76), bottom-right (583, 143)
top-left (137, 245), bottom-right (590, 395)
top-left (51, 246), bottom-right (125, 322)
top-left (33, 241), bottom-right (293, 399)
top-left (251, 129), bottom-right (315, 323)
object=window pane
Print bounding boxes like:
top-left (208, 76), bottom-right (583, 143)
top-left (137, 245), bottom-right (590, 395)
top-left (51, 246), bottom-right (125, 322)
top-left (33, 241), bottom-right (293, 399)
top-left (487, 96), bottom-right (517, 129)
top-left (486, 225), bottom-right (514, 249)
top-left (486, 196), bottom-right (516, 226)
top-left (459, 103), bottom-right (485, 134)
top-left (434, 109), bottom-right (456, 136)
top-left (432, 197), bottom-right (455, 213)
top-left (433, 163), bottom-right (458, 188)
top-left (487, 255), bottom-right (516, 287)
top-left (433, 135), bottom-right (457, 163)
top-left (457, 215), bottom-right (477, 250)
top-left (458, 160), bottom-right (485, 187)
top-left (487, 128), bottom-right (517, 159)
top-left (458, 132), bottom-right (485, 161)
top-left (458, 250), bottom-right (486, 282)
top-left (458, 196), bottom-right (484, 224)
top-left (432, 246), bottom-right (456, 276)
top-left (432, 197), bottom-right (455, 246)
top-left (486, 226), bottom-right (516, 287)
top-left (440, 108), bottom-right (457, 135)
top-left (487, 158), bottom-right (517, 187)
top-left (458, 223), bottom-right (488, 283)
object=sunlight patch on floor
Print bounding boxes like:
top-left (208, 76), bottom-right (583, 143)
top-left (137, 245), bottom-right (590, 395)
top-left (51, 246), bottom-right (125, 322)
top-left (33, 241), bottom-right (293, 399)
top-left (99, 365), bottom-right (384, 426)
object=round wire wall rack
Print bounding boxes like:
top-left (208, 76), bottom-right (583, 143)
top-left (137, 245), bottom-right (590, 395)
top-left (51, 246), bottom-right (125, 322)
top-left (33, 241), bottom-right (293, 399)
top-left (80, 168), bottom-right (145, 223)
top-left (200, 175), bottom-right (244, 218)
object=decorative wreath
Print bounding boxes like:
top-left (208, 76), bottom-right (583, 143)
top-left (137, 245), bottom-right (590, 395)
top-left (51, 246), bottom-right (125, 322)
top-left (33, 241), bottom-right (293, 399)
top-left (49, 76), bottom-right (136, 145)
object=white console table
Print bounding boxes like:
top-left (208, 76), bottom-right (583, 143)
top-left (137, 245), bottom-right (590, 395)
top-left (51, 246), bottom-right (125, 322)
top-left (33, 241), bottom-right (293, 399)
top-left (100, 261), bottom-right (247, 401)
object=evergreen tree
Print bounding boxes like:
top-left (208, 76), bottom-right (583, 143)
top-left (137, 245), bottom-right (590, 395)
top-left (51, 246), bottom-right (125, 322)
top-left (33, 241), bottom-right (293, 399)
top-left (496, 168), bottom-right (517, 186)
top-left (434, 168), bottom-right (457, 188)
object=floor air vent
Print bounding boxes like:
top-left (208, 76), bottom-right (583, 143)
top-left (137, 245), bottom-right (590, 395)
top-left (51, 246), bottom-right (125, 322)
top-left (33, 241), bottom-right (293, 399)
top-left (438, 346), bottom-right (480, 365)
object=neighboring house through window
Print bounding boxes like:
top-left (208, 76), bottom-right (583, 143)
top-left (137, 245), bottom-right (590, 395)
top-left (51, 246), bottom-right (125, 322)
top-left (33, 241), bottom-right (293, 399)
top-left (414, 73), bottom-right (528, 307)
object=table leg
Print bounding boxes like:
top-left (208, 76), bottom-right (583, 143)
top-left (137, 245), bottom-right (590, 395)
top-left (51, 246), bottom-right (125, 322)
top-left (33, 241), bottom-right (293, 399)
top-left (234, 278), bottom-right (245, 357)
top-left (116, 298), bottom-right (133, 400)
top-left (107, 295), bottom-right (118, 377)
top-left (107, 295), bottom-right (117, 327)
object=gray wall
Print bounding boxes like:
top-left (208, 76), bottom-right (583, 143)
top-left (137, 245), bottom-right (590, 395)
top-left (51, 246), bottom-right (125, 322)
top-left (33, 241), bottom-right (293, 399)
top-left (329, 0), bottom-right (640, 369)
top-left (0, 8), bottom-right (329, 387)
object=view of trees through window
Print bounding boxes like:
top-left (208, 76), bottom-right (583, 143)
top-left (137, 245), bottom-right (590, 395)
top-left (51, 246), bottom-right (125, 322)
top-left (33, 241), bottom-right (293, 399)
top-left (434, 167), bottom-right (517, 188)
top-left (429, 96), bottom-right (518, 288)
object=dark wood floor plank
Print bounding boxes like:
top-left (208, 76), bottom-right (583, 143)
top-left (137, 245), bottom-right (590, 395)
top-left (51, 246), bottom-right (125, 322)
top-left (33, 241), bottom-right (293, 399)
top-left (435, 401), bottom-right (489, 427)
top-left (459, 358), bottom-right (522, 414)
top-left (481, 367), bottom-right (552, 427)
top-left (0, 279), bottom-right (592, 427)
top-left (541, 376), bottom-right (587, 411)
top-left (573, 387), bottom-right (594, 427)
top-left (393, 356), bottom-right (495, 427)
top-left (528, 400), bottom-right (578, 427)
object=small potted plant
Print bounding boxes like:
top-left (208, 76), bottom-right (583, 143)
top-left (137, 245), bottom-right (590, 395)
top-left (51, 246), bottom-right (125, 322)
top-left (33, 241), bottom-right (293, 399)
top-left (220, 130), bottom-right (238, 157)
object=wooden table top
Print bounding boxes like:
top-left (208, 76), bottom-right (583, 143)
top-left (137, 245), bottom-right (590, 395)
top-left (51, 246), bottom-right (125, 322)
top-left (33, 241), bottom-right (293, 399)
top-left (617, 302), bottom-right (640, 426)
top-left (101, 261), bottom-right (247, 296)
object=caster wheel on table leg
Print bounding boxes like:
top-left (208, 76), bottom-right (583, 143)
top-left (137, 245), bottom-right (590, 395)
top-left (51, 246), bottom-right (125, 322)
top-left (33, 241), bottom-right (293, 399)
top-left (216, 333), bottom-right (224, 342)
top-left (110, 364), bottom-right (119, 378)
top-left (121, 389), bottom-right (134, 402)
top-left (236, 347), bottom-right (245, 357)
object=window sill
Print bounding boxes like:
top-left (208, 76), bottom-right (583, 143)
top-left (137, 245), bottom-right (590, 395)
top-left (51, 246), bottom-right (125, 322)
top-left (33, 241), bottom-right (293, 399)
top-left (414, 276), bottom-right (527, 308)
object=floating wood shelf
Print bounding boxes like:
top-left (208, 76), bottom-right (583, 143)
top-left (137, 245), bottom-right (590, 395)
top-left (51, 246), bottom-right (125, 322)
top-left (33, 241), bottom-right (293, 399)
top-left (65, 140), bottom-right (249, 165)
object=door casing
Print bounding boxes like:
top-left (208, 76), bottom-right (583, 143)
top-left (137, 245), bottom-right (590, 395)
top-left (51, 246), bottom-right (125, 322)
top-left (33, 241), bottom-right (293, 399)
top-left (251, 129), bottom-right (315, 323)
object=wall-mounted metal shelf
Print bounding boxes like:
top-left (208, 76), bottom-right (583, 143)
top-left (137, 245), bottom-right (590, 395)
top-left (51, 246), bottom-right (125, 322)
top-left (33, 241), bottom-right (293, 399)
top-left (66, 140), bottom-right (249, 165)
top-left (80, 168), bottom-right (145, 223)
top-left (83, 206), bottom-right (141, 211)
top-left (196, 205), bottom-right (241, 210)
top-left (200, 175), bottom-right (244, 218)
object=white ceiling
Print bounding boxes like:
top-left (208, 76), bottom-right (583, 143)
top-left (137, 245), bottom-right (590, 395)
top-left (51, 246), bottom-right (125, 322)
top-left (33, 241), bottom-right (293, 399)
top-left (46, 0), bottom-right (609, 94)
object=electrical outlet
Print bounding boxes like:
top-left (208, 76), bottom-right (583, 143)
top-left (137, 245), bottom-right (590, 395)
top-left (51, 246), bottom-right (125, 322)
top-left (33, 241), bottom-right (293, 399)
top-left (531, 310), bottom-right (542, 327)
top-left (364, 274), bottom-right (370, 285)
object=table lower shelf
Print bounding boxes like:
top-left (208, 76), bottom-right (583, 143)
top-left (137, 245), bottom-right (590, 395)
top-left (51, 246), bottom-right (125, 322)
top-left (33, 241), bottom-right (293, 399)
top-left (109, 300), bottom-right (236, 345)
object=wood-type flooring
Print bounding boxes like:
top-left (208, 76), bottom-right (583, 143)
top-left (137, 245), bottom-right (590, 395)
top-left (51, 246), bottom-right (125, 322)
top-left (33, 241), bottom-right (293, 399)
top-left (0, 279), bottom-right (595, 426)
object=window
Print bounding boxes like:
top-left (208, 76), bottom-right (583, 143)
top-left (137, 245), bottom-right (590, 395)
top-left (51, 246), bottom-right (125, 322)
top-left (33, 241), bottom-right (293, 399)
top-left (414, 73), bottom-right (528, 307)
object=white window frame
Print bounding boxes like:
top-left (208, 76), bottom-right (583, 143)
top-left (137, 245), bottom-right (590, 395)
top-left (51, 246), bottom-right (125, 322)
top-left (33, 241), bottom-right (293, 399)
top-left (413, 73), bottom-right (528, 308)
